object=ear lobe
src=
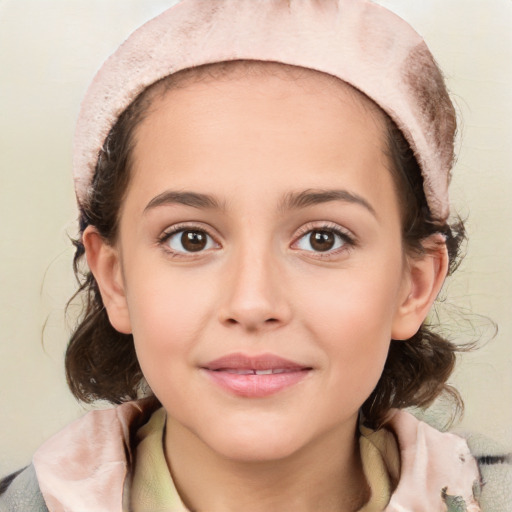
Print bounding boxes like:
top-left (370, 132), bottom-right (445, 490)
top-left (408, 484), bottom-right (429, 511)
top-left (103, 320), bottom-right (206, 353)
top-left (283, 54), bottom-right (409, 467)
top-left (391, 234), bottom-right (449, 340)
top-left (82, 226), bottom-right (132, 334)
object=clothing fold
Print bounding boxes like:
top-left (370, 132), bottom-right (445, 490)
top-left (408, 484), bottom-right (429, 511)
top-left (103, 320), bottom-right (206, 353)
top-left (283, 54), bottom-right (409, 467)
top-left (2, 399), bottom-right (484, 512)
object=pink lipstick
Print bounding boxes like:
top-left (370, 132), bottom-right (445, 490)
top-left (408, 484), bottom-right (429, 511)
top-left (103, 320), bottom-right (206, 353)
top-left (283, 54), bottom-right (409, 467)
top-left (201, 353), bottom-right (311, 398)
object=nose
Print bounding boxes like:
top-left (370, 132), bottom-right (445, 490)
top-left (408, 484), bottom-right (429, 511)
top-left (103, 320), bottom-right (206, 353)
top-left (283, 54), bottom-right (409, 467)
top-left (218, 245), bottom-right (292, 332)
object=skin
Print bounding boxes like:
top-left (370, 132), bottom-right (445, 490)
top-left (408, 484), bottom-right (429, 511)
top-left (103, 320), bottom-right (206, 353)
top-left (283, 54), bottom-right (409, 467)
top-left (84, 66), bottom-right (448, 512)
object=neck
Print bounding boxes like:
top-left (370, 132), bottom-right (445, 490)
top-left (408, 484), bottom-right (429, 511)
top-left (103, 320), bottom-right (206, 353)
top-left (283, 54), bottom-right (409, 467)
top-left (164, 417), bottom-right (369, 512)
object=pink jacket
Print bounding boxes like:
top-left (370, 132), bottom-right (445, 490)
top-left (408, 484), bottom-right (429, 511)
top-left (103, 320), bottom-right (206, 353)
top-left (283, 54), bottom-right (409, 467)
top-left (23, 398), bottom-right (487, 512)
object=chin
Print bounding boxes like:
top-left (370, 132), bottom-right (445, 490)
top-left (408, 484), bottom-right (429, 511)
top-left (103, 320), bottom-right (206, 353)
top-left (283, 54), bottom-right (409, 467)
top-left (193, 415), bottom-right (311, 463)
top-left (211, 432), bottom-right (305, 463)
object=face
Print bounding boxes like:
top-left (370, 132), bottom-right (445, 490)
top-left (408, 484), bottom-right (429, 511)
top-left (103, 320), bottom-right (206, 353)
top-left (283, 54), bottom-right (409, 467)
top-left (100, 68), bottom-right (417, 462)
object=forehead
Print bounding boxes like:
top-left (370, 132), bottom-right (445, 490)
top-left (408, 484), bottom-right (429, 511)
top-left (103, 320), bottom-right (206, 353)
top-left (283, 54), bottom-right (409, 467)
top-left (126, 63), bottom-right (397, 218)
top-left (143, 61), bottom-right (386, 129)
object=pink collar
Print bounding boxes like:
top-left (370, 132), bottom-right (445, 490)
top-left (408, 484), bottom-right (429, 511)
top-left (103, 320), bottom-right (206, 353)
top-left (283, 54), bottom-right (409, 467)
top-left (33, 400), bottom-right (481, 511)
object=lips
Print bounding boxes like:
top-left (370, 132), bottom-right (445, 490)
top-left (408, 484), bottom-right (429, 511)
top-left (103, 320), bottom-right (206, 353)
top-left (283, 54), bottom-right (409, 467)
top-left (220, 368), bottom-right (298, 375)
top-left (201, 353), bottom-right (312, 398)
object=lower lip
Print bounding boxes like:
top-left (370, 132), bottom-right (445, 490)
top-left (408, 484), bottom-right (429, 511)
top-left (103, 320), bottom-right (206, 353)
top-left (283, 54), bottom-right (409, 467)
top-left (203, 369), bottom-right (310, 398)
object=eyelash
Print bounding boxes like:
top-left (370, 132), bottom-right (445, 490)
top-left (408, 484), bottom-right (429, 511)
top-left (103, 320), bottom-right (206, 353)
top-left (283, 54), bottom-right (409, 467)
top-left (157, 221), bottom-right (356, 258)
top-left (292, 222), bottom-right (356, 259)
top-left (157, 223), bottom-right (219, 258)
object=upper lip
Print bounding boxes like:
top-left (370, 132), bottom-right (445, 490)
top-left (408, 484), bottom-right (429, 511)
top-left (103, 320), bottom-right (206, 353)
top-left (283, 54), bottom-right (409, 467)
top-left (203, 353), bottom-right (311, 371)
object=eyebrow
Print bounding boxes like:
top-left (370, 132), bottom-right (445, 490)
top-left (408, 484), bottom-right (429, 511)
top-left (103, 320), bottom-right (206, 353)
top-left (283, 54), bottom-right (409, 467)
top-left (144, 190), bottom-right (224, 213)
top-left (279, 189), bottom-right (377, 217)
top-left (143, 187), bottom-right (376, 217)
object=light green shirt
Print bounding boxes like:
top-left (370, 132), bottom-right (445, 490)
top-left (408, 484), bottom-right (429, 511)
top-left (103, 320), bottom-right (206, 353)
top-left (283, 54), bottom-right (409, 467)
top-left (130, 408), bottom-right (400, 512)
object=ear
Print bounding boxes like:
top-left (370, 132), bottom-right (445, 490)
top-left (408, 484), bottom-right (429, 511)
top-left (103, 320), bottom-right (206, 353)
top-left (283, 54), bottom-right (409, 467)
top-left (391, 234), bottom-right (449, 340)
top-left (82, 225), bottom-right (132, 334)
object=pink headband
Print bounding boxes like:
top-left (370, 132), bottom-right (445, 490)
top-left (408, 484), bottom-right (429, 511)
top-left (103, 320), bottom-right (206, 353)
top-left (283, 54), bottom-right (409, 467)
top-left (73, 0), bottom-right (456, 220)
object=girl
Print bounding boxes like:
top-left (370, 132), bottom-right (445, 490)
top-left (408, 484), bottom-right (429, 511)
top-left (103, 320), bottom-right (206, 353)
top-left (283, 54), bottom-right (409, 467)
top-left (1, 0), bottom-right (510, 510)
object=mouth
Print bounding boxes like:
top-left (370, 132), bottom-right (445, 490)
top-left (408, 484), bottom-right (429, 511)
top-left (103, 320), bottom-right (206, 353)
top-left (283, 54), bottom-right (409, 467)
top-left (201, 353), bottom-right (312, 398)
top-left (217, 368), bottom-right (302, 375)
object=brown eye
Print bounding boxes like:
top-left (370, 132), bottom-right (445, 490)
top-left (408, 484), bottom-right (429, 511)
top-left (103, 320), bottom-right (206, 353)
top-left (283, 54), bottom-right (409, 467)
top-left (309, 230), bottom-right (335, 252)
top-left (165, 228), bottom-right (216, 253)
top-left (295, 227), bottom-right (350, 253)
top-left (181, 230), bottom-right (208, 252)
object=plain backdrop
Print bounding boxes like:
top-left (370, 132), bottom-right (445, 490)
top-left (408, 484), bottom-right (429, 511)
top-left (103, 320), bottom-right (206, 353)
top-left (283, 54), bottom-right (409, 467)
top-left (0, 0), bottom-right (511, 475)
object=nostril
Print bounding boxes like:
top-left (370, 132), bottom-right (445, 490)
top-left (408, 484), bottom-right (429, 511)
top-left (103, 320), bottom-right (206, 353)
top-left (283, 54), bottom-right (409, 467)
top-left (223, 317), bottom-right (279, 327)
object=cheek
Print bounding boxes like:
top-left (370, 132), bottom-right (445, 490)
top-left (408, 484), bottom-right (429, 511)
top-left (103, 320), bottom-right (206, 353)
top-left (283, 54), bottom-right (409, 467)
top-left (301, 262), bottom-right (403, 334)
top-left (299, 264), bottom-right (404, 391)
top-left (124, 267), bottom-right (215, 378)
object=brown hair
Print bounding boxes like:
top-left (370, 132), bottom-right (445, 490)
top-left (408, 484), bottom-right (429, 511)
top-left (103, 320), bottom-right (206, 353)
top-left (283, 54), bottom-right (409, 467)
top-left (66, 61), bottom-right (465, 428)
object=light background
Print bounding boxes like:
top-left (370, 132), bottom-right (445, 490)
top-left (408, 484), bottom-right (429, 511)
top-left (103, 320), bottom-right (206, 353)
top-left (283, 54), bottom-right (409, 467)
top-left (0, 0), bottom-right (510, 475)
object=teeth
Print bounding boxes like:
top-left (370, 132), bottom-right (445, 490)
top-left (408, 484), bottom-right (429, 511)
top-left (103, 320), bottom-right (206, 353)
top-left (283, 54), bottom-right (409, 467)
top-left (217, 368), bottom-right (300, 375)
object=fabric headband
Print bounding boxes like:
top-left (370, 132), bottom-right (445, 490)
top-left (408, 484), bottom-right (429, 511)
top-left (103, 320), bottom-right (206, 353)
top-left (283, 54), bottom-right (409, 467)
top-left (73, 0), bottom-right (456, 220)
